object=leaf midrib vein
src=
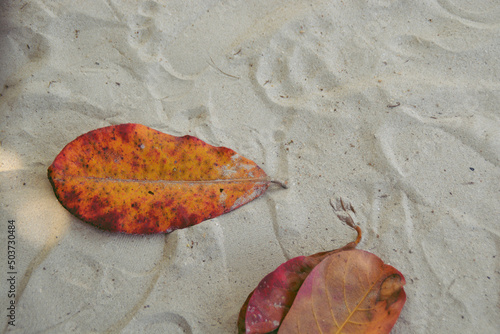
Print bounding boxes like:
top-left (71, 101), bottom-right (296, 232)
top-left (53, 176), bottom-right (270, 184)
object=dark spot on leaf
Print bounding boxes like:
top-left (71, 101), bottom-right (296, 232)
top-left (378, 274), bottom-right (404, 307)
top-left (92, 209), bottom-right (122, 231)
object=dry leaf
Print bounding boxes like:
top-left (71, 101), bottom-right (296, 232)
top-left (278, 249), bottom-right (406, 334)
top-left (48, 124), bottom-right (273, 234)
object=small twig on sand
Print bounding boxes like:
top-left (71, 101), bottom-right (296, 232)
top-left (330, 198), bottom-right (362, 246)
top-left (208, 56), bottom-right (240, 79)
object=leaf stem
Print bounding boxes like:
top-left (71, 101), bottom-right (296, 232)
top-left (352, 225), bottom-right (362, 245)
top-left (270, 179), bottom-right (288, 189)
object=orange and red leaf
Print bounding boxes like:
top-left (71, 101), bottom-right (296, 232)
top-left (278, 249), bottom-right (406, 334)
top-left (48, 124), bottom-right (270, 234)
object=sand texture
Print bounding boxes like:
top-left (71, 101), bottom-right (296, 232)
top-left (1, 1), bottom-right (499, 333)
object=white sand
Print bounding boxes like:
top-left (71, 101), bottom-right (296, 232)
top-left (1, 1), bottom-right (499, 333)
